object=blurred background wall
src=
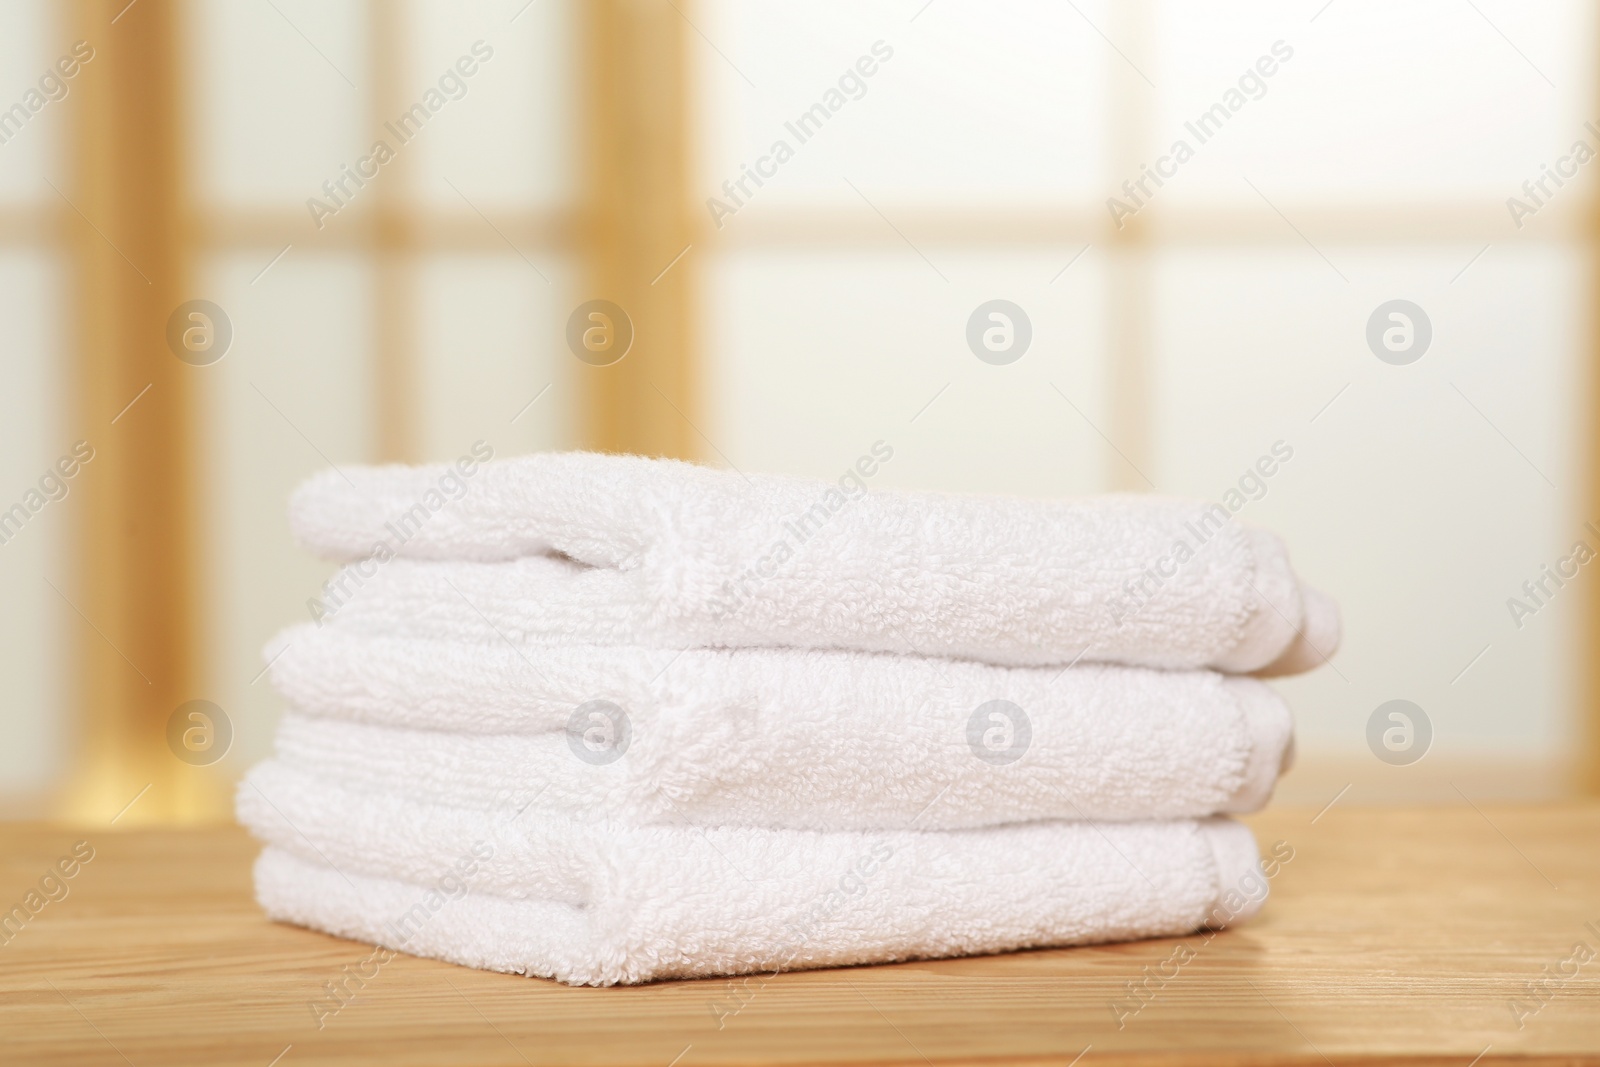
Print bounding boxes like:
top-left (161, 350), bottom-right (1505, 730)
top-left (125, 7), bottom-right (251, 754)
top-left (0, 0), bottom-right (1594, 823)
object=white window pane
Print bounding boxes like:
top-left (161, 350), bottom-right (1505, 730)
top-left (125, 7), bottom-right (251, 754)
top-left (405, 0), bottom-right (575, 212)
top-left (704, 247), bottom-right (1110, 497)
top-left (698, 0), bottom-right (1107, 215)
top-left (1149, 244), bottom-right (1586, 760)
top-left (0, 0), bottom-right (61, 204)
top-left (0, 251), bottom-right (66, 799)
top-left (414, 253), bottom-right (579, 461)
top-left (1151, 0), bottom-right (1595, 204)
top-left (190, 0), bottom-right (368, 209)
top-left (197, 251), bottom-right (375, 770)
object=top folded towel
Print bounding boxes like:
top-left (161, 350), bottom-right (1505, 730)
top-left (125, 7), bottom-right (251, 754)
top-left (291, 451), bottom-right (1338, 673)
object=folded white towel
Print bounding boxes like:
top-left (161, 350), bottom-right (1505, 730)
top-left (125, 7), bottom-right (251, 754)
top-left (265, 625), bottom-right (1293, 828)
top-left (239, 762), bottom-right (1269, 985)
top-left (291, 451), bottom-right (1339, 673)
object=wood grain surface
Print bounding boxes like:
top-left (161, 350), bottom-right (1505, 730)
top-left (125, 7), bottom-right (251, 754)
top-left (1, 805), bottom-right (1597, 1066)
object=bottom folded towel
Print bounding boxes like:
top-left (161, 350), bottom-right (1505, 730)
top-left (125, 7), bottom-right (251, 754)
top-left (242, 764), bottom-right (1271, 985)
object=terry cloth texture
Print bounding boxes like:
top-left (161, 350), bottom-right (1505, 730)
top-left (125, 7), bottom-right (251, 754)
top-left (264, 625), bottom-right (1293, 828)
top-left (289, 451), bottom-right (1340, 673)
top-left (238, 450), bottom-right (1340, 985)
top-left (240, 763), bottom-right (1268, 986)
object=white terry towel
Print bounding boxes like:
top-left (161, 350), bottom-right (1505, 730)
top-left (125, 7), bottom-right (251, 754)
top-left (291, 451), bottom-right (1340, 674)
top-left (265, 625), bottom-right (1294, 828)
top-left (239, 762), bottom-right (1271, 986)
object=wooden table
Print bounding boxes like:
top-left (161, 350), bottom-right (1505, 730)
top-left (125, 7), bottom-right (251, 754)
top-left (2, 805), bottom-right (1597, 1066)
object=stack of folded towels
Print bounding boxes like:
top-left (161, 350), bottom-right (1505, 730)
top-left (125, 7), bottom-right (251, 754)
top-left (238, 451), bottom-right (1339, 986)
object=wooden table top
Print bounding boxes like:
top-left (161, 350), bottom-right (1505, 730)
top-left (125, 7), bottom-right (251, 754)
top-left (2, 804), bottom-right (1597, 1066)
